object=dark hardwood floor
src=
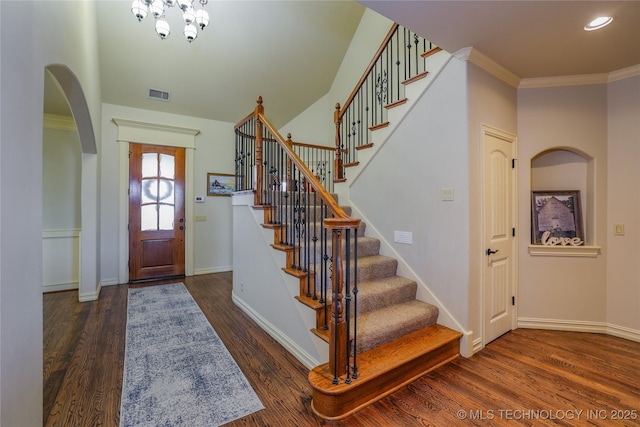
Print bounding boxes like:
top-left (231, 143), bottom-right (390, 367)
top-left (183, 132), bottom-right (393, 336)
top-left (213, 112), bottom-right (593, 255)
top-left (44, 272), bottom-right (640, 426)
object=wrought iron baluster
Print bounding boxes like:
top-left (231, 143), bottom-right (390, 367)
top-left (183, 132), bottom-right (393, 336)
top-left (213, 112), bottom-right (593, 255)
top-left (352, 230), bottom-right (358, 379)
top-left (414, 33), bottom-right (420, 76)
top-left (344, 228), bottom-right (352, 384)
top-left (311, 190), bottom-right (318, 300)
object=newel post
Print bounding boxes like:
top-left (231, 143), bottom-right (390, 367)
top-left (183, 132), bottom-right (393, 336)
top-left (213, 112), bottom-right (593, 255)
top-left (254, 96), bottom-right (265, 206)
top-left (334, 103), bottom-right (344, 181)
top-left (324, 217), bottom-right (361, 381)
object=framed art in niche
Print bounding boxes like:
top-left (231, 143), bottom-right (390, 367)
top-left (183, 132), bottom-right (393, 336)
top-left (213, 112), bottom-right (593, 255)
top-left (531, 190), bottom-right (584, 246)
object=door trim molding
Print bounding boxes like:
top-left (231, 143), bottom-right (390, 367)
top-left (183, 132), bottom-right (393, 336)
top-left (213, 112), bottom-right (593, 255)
top-left (480, 123), bottom-right (518, 349)
top-left (113, 119), bottom-right (199, 283)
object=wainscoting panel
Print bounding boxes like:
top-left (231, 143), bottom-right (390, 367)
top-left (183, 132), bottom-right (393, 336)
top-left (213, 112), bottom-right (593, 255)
top-left (43, 229), bottom-right (80, 292)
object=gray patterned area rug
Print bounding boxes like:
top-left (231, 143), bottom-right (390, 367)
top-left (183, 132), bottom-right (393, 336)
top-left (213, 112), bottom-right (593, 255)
top-left (120, 283), bottom-right (264, 427)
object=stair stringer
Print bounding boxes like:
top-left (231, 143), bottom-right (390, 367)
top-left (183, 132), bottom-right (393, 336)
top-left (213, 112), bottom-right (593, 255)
top-left (332, 49), bottom-right (453, 204)
top-left (231, 191), bottom-right (328, 369)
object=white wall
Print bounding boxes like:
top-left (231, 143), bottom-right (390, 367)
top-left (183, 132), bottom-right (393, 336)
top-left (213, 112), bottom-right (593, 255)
top-left (467, 62), bottom-right (518, 346)
top-left (281, 9), bottom-right (393, 146)
top-left (43, 126), bottom-right (81, 229)
top-left (350, 58), bottom-right (471, 330)
top-left (232, 193), bottom-right (325, 368)
top-left (517, 84), bottom-right (608, 325)
top-left (43, 122), bottom-right (81, 291)
top-left (0, 1), bottom-right (102, 424)
top-left (100, 103), bottom-right (236, 284)
top-left (606, 75), bottom-right (640, 333)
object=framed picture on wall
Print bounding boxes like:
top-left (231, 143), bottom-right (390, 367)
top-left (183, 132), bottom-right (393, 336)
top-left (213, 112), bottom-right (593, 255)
top-left (531, 190), bottom-right (584, 245)
top-left (207, 173), bottom-right (235, 196)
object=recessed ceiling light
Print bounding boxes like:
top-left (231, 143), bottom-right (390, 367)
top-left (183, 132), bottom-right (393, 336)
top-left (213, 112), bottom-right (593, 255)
top-left (584, 16), bottom-right (614, 31)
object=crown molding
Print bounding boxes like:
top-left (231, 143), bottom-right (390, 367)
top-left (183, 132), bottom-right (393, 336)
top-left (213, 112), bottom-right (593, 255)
top-left (519, 73), bottom-right (608, 89)
top-left (608, 64), bottom-right (640, 83)
top-left (43, 113), bottom-right (76, 131)
top-left (519, 64), bottom-right (640, 89)
top-left (453, 47), bottom-right (521, 88)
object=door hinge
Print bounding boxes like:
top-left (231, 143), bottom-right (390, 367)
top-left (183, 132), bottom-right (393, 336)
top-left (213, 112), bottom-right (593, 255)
top-left (512, 158), bottom-right (517, 169)
top-left (512, 227), bottom-right (516, 237)
top-left (512, 296), bottom-right (515, 306)
top-left (129, 150), bottom-right (132, 158)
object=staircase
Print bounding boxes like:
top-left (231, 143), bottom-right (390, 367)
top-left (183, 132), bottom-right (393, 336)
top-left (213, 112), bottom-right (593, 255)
top-left (234, 23), bottom-right (462, 421)
top-left (255, 191), bottom-right (462, 420)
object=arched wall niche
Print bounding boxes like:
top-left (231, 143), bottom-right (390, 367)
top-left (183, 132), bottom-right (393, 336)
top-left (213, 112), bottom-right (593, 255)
top-left (530, 147), bottom-right (596, 246)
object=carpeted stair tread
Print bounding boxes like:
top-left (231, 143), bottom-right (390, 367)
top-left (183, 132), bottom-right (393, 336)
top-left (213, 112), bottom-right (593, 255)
top-left (301, 236), bottom-right (380, 265)
top-left (355, 276), bottom-right (417, 314)
top-left (355, 300), bottom-right (439, 353)
top-left (348, 255), bottom-right (398, 282)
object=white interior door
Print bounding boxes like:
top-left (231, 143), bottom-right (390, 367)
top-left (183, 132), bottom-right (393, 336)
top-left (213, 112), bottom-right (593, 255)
top-left (482, 125), bottom-right (517, 344)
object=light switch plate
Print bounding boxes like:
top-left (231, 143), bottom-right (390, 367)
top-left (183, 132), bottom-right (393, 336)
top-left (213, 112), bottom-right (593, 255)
top-left (614, 224), bottom-right (624, 236)
top-left (441, 187), bottom-right (454, 201)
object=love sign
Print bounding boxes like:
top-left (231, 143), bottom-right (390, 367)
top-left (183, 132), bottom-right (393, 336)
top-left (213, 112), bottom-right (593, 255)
top-left (541, 231), bottom-right (584, 246)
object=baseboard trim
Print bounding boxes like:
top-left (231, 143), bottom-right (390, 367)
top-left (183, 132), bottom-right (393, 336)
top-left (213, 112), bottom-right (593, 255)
top-left (472, 337), bottom-right (484, 354)
top-left (101, 278), bottom-right (120, 286)
top-left (518, 317), bottom-right (640, 343)
top-left (79, 282), bottom-right (102, 302)
top-left (232, 292), bottom-right (320, 369)
top-left (194, 266), bottom-right (233, 276)
top-left (42, 281), bottom-right (79, 293)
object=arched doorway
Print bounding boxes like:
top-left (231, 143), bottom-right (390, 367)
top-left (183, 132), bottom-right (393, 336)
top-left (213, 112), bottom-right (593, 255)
top-left (43, 64), bottom-right (99, 301)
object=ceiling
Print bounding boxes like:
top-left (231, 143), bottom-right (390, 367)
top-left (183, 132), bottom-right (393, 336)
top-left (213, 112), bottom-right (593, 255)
top-left (45, 1), bottom-right (639, 126)
top-left (362, 1), bottom-right (640, 79)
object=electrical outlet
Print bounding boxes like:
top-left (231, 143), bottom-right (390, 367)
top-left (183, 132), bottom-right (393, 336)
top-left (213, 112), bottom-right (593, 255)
top-left (394, 231), bottom-right (413, 244)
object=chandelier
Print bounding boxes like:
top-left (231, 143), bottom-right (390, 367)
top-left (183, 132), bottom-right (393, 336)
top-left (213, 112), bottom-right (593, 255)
top-left (131, 0), bottom-right (210, 42)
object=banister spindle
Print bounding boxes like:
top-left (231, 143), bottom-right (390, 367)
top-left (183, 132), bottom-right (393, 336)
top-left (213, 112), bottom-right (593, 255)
top-left (255, 97), bottom-right (264, 206)
top-left (334, 103), bottom-right (344, 181)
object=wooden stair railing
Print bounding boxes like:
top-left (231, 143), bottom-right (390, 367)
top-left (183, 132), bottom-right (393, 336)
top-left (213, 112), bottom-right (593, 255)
top-left (235, 97), bottom-right (361, 380)
top-left (334, 23), bottom-right (442, 181)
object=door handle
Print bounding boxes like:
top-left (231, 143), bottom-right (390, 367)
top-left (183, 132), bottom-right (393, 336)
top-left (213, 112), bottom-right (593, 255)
top-left (486, 248), bottom-right (499, 256)
top-left (179, 225), bottom-right (185, 231)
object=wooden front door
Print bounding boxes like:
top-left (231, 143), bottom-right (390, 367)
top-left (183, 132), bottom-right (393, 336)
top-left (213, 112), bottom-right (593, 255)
top-left (129, 143), bottom-right (186, 282)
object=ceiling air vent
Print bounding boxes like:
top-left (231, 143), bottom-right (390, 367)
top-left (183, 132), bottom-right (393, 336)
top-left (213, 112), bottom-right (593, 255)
top-left (148, 88), bottom-right (170, 102)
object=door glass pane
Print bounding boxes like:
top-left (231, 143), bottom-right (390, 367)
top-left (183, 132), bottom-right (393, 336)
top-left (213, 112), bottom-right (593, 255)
top-left (141, 205), bottom-right (158, 231)
top-left (158, 179), bottom-right (174, 203)
top-left (159, 154), bottom-right (175, 179)
top-left (158, 204), bottom-right (174, 230)
top-left (141, 179), bottom-right (158, 204)
top-left (142, 153), bottom-right (158, 178)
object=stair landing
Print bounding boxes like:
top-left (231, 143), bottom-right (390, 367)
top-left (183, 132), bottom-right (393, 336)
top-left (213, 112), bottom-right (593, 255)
top-left (309, 324), bottom-right (462, 420)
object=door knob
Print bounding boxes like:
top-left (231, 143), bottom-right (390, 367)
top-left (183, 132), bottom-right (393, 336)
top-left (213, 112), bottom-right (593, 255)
top-left (486, 248), bottom-right (499, 256)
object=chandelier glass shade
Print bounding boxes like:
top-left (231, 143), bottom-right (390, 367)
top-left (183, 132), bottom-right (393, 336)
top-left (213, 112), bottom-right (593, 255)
top-left (131, 0), bottom-right (209, 42)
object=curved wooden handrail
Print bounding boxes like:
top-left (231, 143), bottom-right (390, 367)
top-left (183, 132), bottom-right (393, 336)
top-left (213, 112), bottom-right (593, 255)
top-left (338, 23), bottom-right (399, 120)
top-left (259, 113), bottom-right (358, 226)
top-left (288, 136), bottom-right (336, 152)
top-left (234, 110), bottom-right (255, 130)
